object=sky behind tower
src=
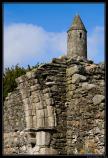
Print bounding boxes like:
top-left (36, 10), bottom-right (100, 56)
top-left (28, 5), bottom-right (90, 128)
top-left (3, 3), bottom-right (105, 68)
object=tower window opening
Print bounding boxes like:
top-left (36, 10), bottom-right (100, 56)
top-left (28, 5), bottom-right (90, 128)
top-left (80, 32), bottom-right (82, 39)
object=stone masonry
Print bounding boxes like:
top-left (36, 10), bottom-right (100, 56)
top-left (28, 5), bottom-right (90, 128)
top-left (3, 56), bottom-right (105, 155)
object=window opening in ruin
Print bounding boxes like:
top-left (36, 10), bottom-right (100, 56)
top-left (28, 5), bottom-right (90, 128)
top-left (80, 32), bottom-right (82, 39)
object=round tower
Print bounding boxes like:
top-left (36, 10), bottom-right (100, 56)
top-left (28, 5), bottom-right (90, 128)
top-left (67, 15), bottom-right (87, 58)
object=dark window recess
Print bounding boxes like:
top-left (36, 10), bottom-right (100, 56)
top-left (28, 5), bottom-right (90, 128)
top-left (31, 143), bottom-right (36, 148)
top-left (30, 133), bottom-right (36, 138)
top-left (80, 32), bottom-right (82, 39)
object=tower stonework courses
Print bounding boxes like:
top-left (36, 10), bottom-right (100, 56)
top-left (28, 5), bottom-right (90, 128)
top-left (67, 15), bottom-right (87, 58)
top-left (3, 15), bottom-right (105, 155)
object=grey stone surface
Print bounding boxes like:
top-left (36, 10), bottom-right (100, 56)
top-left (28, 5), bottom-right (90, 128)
top-left (72, 74), bottom-right (86, 83)
top-left (66, 65), bottom-right (79, 76)
top-left (3, 57), bottom-right (105, 155)
top-left (36, 131), bottom-right (51, 146)
top-left (82, 82), bottom-right (96, 90)
top-left (36, 109), bottom-right (45, 118)
top-left (39, 147), bottom-right (58, 155)
top-left (67, 15), bottom-right (87, 58)
top-left (93, 95), bottom-right (105, 105)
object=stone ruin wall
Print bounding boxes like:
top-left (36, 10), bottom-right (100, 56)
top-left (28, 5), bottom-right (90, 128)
top-left (3, 56), bottom-right (105, 155)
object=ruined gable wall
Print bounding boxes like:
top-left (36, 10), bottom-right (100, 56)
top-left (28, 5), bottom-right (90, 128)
top-left (3, 56), bottom-right (105, 155)
top-left (15, 59), bottom-right (67, 155)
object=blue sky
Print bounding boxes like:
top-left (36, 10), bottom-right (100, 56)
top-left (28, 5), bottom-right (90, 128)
top-left (3, 3), bottom-right (105, 68)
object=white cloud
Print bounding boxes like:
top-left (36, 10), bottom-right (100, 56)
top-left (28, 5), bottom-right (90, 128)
top-left (87, 26), bottom-right (104, 63)
top-left (4, 23), bottom-right (67, 68)
top-left (4, 23), bottom-right (104, 68)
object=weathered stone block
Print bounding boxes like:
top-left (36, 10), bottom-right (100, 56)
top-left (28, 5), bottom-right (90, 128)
top-left (23, 101), bottom-right (32, 111)
top-left (39, 147), bottom-right (58, 155)
top-left (44, 117), bottom-right (48, 127)
top-left (66, 65), bottom-right (79, 76)
top-left (46, 98), bottom-right (54, 106)
top-left (23, 98), bottom-right (30, 105)
top-left (95, 111), bottom-right (104, 119)
top-left (48, 116), bottom-right (55, 127)
top-left (44, 108), bottom-right (48, 117)
top-left (32, 116), bottom-right (37, 128)
top-left (25, 109), bottom-right (32, 116)
top-left (72, 74), bottom-right (86, 83)
top-left (36, 109), bottom-right (45, 118)
top-left (32, 109), bottom-right (36, 116)
top-left (35, 102), bottom-right (43, 110)
top-left (44, 93), bottom-right (52, 99)
top-left (25, 116), bottom-right (33, 128)
top-left (15, 75), bottom-right (25, 83)
top-left (67, 84), bottom-right (76, 91)
top-left (67, 80), bottom-right (72, 85)
top-left (99, 103), bottom-right (104, 111)
top-left (66, 91), bottom-right (74, 98)
top-left (33, 78), bottom-right (38, 84)
top-left (36, 117), bottom-right (45, 128)
top-left (43, 88), bottom-right (50, 93)
top-left (50, 85), bottom-right (58, 92)
top-left (36, 131), bottom-right (51, 146)
top-left (21, 90), bottom-right (31, 99)
top-left (30, 85), bottom-right (41, 91)
top-left (45, 81), bottom-right (56, 86)
top-left (93, 127), bottom-right (102, 134)
top-left (100, 80), bottom-right (105, 86)
top-left (82, 82), bottom-right (96, 90)
top-left (92, 95), bottom-right (105, 105)
top-left (30, 96), bottom-right (40, 103)
top-left (26, 72), bottom-right (33, 79)
top-left (47, 106), bottom-right (54, 117)
top-left (32, 103), bottom-right (36, 110)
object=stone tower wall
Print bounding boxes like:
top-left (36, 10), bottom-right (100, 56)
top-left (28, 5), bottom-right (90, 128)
top-left (67, 30), bottom-right (87, 58)
top-left (3, 56), bottom-right (105, 155)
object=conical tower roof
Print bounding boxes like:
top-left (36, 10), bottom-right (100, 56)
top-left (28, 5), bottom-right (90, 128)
top-left (67, 15), bottom-right (87, 32)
